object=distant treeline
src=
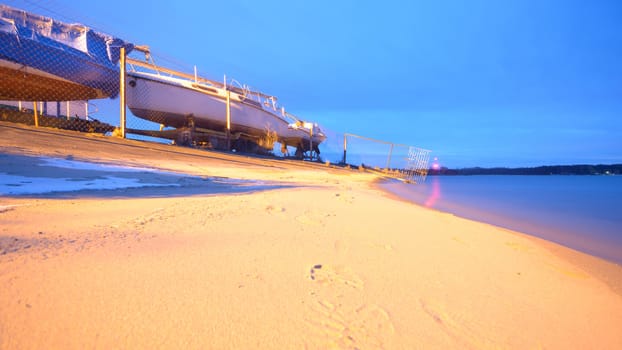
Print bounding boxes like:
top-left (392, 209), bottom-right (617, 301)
top-left (431, 164), bottom-right (622, 175)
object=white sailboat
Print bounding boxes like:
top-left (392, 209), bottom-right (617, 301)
top-left (125, 63), bottom-right (325, 154)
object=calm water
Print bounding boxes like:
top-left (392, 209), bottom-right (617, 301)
top-left (380, 175), bottom-right (622, 265)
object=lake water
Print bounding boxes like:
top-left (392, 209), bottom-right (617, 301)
top-left (380, 175), bottom-right (622, 265)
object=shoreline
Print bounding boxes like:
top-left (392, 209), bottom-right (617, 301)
top-left (376, 176), bottom-right (622, 263)
top-left (372, 178), bottom-right (622, 297)
top-left (2, 122), bottom-right (622, 348)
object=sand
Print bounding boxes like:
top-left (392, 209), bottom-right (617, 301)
top-left (1, 122), bottom-right (622, 349)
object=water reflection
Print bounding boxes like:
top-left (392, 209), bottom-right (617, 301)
top-left (424, 176), bottom-right (441, 208)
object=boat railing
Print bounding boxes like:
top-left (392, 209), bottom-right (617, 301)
top-left (225, 78), bottom-right (278, 104)
top-left (228, 78), bottom-right (294, 118)
top-left (126, 50), bottom-right (279, 104)
top-left (226, 78), bottom-right (252, 98)
top-left (126, 57), bottom-right (226, 90)
top-left (283, 111), bottom-right (302, 124)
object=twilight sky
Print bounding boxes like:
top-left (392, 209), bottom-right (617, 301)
top-left (9, 0), bottom-right (622, 167)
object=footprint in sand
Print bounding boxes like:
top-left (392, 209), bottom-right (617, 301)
top-left (265, 204), bottom-right (286, 214)
top-left (306, 300), bottom-right (395, 349)
top-left (335, 192), bottom-right (355, 204)
top-left (452, 236), bottom-right (468, 246)
top-left (305, 264), bottom-right (396, 348)
top-left (309, 264), bottom-right (364, 289)
top-left (369, 242), bottom-right (394, 251)
top-left (131, 208), bottom-right (166, 227)
top-left (419, 299), bottom-right (484, 348)
top-left (295, 210), bottom-right (328, 226)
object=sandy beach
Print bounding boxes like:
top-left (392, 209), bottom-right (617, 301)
top-left (1, 122), bottom-right (622, 349)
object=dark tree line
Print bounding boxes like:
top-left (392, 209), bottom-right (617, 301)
top-left (430, 164), bottom-right (622, 175)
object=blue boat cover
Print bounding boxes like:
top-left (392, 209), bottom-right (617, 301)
top-left (0, 4), bottom-right (134, 99)
top-left (0, 4), bottom-right (133, 66)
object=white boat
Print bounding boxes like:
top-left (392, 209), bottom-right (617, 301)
top-left (0, 5), bottom-right (133, 101)
top-left (125, 68), bottom-right (326, 153)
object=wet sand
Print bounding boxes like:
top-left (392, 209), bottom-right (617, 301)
top-left (1, 122), bottom-right (622, 349)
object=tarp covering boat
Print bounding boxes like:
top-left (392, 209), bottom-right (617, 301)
top-left (0, 4), bottom-right (134, 101)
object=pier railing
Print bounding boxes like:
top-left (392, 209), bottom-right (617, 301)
top-left (325, 132), bottom-right (431, 183)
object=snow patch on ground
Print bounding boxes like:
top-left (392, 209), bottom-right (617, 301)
top-left (0, 173), bottom-right (177, 195)
top-left (1, 156), bottom-right (182, 195)
top-left (39, 157), bottom-right (161, 173)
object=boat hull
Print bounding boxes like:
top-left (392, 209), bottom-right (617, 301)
top-left (0, 5), bottom-right (132, 101)
top-left (126, 72), bottom-right (325, 148)
top-left (0, 59), bottom-right (107, 101)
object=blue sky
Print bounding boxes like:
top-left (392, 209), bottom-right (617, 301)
top-left (8, 0), bottom-right (622, 167)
